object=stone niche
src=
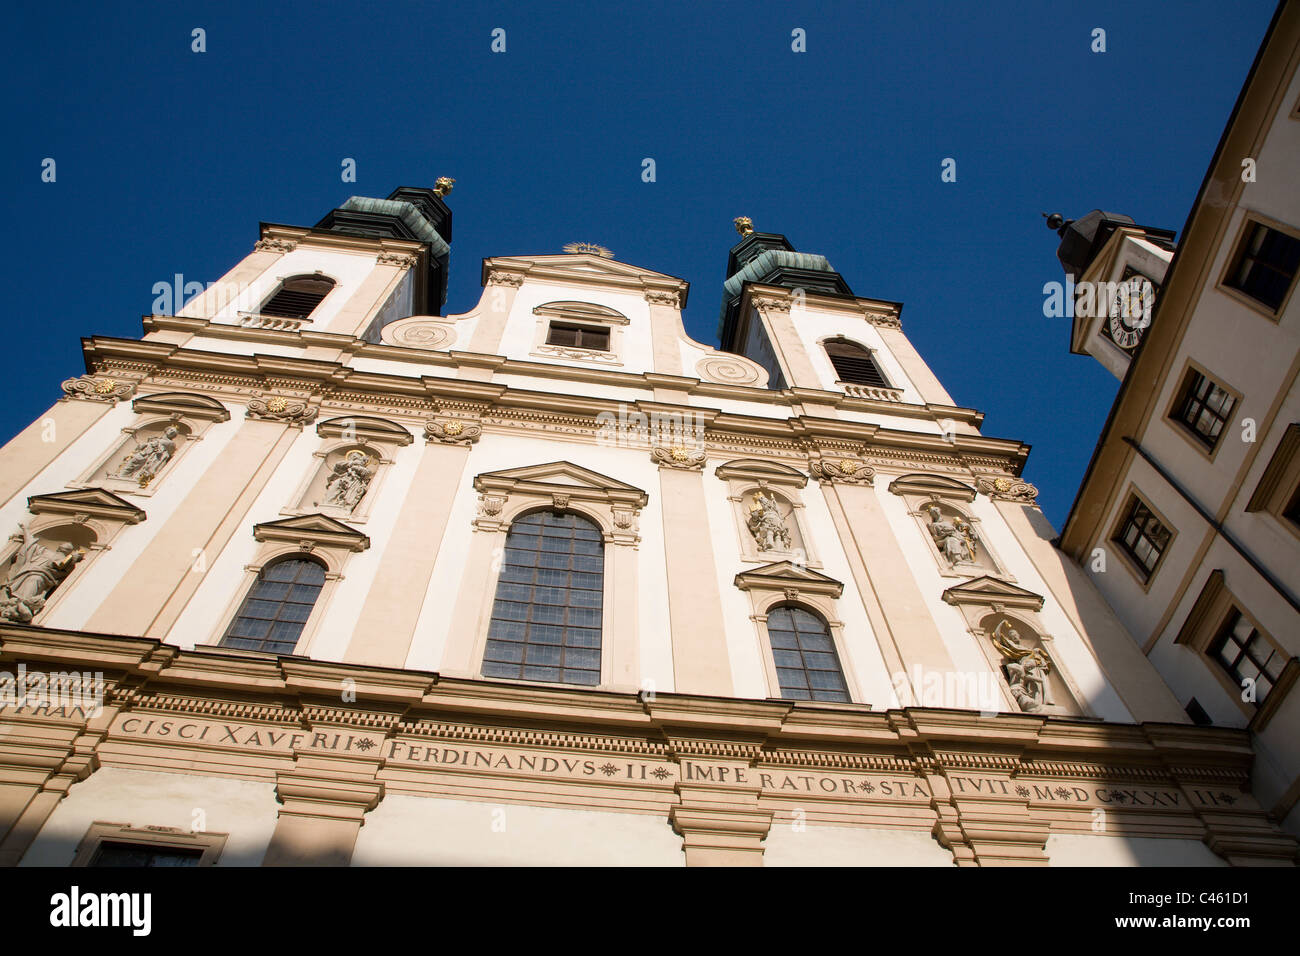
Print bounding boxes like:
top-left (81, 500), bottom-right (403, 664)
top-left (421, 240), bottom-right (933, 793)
top-left (715, 459), bottom-right (819, 568)
top-left (887, 473), bottom-right (1008, 580)
top-left (282, 416), bottom-right (415, 523)
top-left (942, 577), bottom-right (1087, 717)
top-left (72, 392), bottom-right (230, 497)
top-left (0, 489), bottom-right (144, 624)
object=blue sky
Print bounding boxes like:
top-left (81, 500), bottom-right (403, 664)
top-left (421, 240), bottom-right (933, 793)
top-left (1, 1), bottom-right (1277, 528)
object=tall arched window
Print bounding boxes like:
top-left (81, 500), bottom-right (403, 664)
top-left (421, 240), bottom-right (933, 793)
top-left (259, 276), bottom-right (336, 320)
top-left (220, 558), bottom-right (325, 655)
top-left (482, 510), bottom-right (604, 686)
top-left (824, 339), bottom-right (890, 388)
top-left (767, 605), bottom-right (850, 701)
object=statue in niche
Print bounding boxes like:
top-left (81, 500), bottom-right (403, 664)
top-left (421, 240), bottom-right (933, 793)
top-left (0, 524), bottom-right (85, 622)
top-left (926, 504), bottom-right (977, 566)
top-left (747, 490), bottom-right (792, 552)
top-left (116, 426), bottom-right (180, 487)
top-left (992, 620), bottom-right (1053, 713)
top-left (323, 451), bottom-right (375, 510)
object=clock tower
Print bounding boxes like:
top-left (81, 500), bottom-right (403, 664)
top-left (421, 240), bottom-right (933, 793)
top-left (1046, 210), bottom-right (1177, 379)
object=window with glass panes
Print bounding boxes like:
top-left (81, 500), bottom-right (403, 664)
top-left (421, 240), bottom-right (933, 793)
top-left (1210, 611), bottom-right (1284, 705)
top-left (1225, 221), bottom-right (1300, 313)
top-left (482, 511), bottom-right (604, 685)
top-left (1113, 496), bottom-right (1172, 582)
top-left (1173, 369), bottom-right (1236, 450)
top-left (767, 605), bottom-right (850, 702)
top-left (220, 558), bottom-right (325, 654)
top-left (88, 842), bottom-right (204, 867)
top-left (546, 323), bottom-right (610, 350)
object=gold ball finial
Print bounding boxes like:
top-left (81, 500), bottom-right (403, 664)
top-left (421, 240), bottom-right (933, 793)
top-left (734, 216), bottom-right (754, 237)
top-left (433, 177), bottom-right (455, 198)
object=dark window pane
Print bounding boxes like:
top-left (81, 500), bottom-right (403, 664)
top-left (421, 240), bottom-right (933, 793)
top-left (1172, 369), bottom-right (1236, 451)
top-left (1226, 222), bottom-right (1300, 312)
top-left (547, 323), bottom-right (610, 351)
top-left (259, 276), bottom-right (336, 320)
top-left (767, 605), bottom-right (850, 702)
top-left (89, 841), bottom-right (203, 867)
top-left (1112, 497), bottom-right (1171, 582)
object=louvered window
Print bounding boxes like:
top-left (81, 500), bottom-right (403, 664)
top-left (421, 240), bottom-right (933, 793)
top-left (825, 340), bottom-right (890, 388)
top-left (259, 276), bottom-right (335, 319)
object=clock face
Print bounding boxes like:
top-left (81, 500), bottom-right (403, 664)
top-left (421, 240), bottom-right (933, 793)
top-left (1106, 274), bottom-right (1155, 351)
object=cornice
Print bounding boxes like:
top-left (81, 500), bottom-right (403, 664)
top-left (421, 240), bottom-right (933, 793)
top-left (0, 625), bottom-right (1267, 786)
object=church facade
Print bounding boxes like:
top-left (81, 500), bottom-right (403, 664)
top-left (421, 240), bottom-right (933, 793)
top-left (0, 178), bottom-right (1295, 866)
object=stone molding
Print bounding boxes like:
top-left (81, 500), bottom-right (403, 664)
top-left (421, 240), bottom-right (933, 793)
top-left (254, 238), bottom-right (298, 254)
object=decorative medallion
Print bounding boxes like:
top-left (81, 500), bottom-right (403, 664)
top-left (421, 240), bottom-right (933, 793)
top-left (651, 443), bottom-right (706, 470)
top-left (809, 459), bottom-right (875, 485)
top-left (384, 320), bottom-right (456, 350)
top-left (562, 242), bottom-right (614, 259)
top-left (426, 417), bottom-right (482, 446)
top-left (976, 476), bottom-right (1039, 503)
top-left (254, 238), bottom-right (298, 254)
top-left (62, 375), bottom-right (135, 403)
top-left (246, 394), bottom-right (317, 426)
top-left (695, 355), bottom-right (766, 387)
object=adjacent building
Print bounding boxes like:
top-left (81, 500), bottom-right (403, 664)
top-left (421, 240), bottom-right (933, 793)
top-left (1054, 0), bottom-right (1300, 840)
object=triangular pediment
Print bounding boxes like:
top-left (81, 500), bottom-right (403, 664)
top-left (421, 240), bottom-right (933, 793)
top-left (475, 461), bottom-right (648, 507)
top-left (253, 513), bottom-right (369, 551)
top-left (942, 575), bottom-right (1044, 610)
top-left (27, 488), bottom-right (146, 523)
top-left (480, 254), bottom-right (687, 304)
top-left (734, 561), bottom-right (844, 598)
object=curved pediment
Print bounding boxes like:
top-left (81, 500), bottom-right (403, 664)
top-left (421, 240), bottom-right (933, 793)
top-left (714, 459), bottom-right (808, 487)
top-left (132, 392), bottom-right (231, 422)
top-left (533, 301), bottom-right (629, 325)
top-left (316, 416), bottom-right (415, 446)
top-left (888, 473), bottom-right (978, 502)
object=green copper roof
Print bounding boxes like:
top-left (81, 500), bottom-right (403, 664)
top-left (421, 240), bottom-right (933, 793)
top-left (721, 249), bottom-right (836, 301)
top-left (338, 197), bottom-right (451, 258)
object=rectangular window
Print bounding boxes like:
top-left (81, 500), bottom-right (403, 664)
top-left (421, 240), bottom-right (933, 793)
top-left (1171, 368), bottom-right (1236, 450)
top-left (1209, 611), bottom-right (1285, 706)
top-left (89, 841), bottom-right (205, 867)
top-left (546, 323), bottom-right (609, 351)
top-left (1113, 495), bottom-right (1172, 582)
top-left (1224, 220), bottom-right (1300, 313)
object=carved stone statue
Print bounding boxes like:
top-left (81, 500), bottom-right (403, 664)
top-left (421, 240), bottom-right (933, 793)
top-left (747, 491), bottom-right (792, 552)
top-left (0, 524), bottom-right (85, 622)
top-left (323, 451), bottom-right (375, 510)
top-left (926, 504), bottom-right (976, 566)
top-left (116, 426), bottom-right (180, 486)
top-left (992, 620), bottom-right (1053, 713)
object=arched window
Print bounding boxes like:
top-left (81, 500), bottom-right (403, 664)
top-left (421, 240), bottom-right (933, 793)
top-left (767, 605), bottom-right (849, 702)
top-left (482, 510), bottom-right (604, 685)
top-left (259, 276), bottom-right (336, 320)
top-left (824, 339), bottom-right (890, 388)
top-left (220, 558), bottom-right (325, 655)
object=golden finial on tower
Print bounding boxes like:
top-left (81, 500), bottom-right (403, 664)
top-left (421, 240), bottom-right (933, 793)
top-left (734, 216), bottom-right (754, 237)
top-left (433, 177), bottom-right (455, 198)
